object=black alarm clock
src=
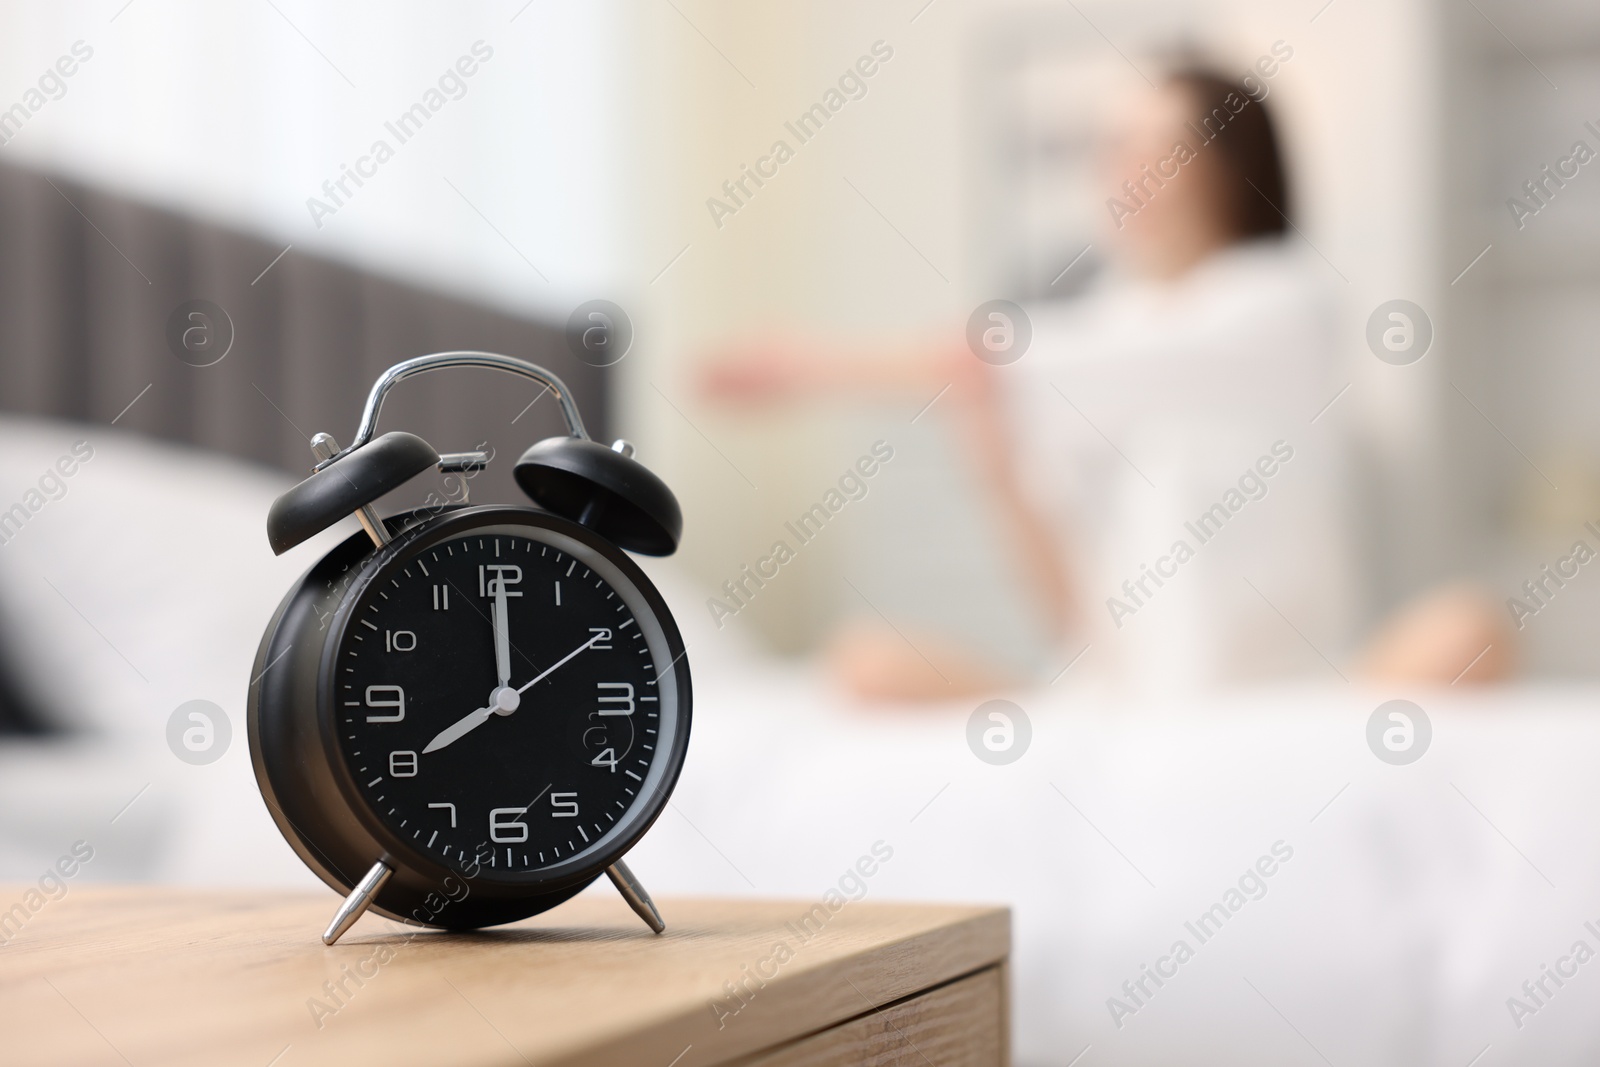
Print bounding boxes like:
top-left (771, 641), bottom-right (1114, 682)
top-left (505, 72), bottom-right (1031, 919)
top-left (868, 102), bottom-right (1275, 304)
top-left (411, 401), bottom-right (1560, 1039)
top-left (247, 352), bottom-right (691, 943)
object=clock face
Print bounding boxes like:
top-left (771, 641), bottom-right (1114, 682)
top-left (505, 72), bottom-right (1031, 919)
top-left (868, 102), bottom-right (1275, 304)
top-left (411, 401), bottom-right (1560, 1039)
top-left (328, 520), bottom-right (685, 883)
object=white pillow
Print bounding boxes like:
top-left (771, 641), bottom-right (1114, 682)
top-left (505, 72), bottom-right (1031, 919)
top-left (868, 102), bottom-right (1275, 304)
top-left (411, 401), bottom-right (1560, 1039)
top-left (0, 416), bottom-right (347, 737)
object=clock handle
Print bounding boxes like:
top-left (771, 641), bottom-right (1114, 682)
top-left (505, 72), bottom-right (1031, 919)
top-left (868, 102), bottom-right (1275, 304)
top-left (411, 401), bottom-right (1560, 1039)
top-left (315, 351), bottom-right (591, 474)
top-left (322, 860), bottom-right (393, 945)
top-left (606, 860), bottom-right (665, 934)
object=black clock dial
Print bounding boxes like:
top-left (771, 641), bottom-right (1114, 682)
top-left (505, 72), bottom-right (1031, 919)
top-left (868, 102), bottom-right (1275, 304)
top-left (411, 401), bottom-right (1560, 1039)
top-left (331, 523), bottom-right (680, 881)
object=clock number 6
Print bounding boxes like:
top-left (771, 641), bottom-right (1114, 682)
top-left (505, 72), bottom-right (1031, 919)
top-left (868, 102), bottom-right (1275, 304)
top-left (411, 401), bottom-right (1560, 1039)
top-left (489, 807), bottom-right (529, 843)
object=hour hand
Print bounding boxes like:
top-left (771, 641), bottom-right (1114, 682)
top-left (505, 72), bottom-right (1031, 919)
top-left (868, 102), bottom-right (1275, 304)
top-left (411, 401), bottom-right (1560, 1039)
top-left (423, 687), bottom-right (522, 754)
top-left (423, 704), bottom-right (493, 755)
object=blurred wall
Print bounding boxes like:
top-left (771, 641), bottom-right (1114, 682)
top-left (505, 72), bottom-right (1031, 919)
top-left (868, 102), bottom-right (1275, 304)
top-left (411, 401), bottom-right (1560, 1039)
top-left (0, 0), bottom-right (622, 320)
top-left (1438, 3), bottom-right (1600, 674)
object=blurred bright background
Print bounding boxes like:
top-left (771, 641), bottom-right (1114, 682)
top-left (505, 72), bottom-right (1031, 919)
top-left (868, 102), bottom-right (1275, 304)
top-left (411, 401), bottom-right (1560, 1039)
top-left (5, 1), bottom-right (1600, 1064)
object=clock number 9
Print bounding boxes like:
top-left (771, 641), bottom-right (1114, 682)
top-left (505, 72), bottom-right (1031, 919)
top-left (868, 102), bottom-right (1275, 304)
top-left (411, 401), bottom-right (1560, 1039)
top-left (364, 685), bottom-right (405, 723)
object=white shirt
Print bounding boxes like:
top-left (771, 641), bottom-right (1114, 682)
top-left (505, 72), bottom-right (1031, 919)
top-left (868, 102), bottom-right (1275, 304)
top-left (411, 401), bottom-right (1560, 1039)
top-left (1006, 239), bottom-right (1361, 694)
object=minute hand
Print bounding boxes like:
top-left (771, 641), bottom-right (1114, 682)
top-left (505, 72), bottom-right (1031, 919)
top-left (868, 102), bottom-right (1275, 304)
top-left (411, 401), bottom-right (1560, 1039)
top-left (517, 632), bottom-right (605, 695)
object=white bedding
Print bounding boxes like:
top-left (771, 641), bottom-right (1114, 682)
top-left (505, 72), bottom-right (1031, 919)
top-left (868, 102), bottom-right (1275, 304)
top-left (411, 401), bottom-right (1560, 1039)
top-left (0, 419), bottom-right (1593, 1066)
top-left (641, 670), bottom-right (1600, 1066)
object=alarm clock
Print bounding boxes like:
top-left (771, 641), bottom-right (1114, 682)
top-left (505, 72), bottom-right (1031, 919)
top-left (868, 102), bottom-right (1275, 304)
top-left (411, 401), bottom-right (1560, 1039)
top-left (247, 352), bottom-right (690, 944)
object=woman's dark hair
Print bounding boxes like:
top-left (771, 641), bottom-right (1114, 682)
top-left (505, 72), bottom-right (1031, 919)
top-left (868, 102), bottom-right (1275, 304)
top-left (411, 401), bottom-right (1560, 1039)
top-left (1165, 69), bottom-right (1289, 240)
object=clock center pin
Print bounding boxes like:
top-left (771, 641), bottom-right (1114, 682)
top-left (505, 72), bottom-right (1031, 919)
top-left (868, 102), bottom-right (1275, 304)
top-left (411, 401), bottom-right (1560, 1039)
top-left (492, 686), bottom-right (521, 715)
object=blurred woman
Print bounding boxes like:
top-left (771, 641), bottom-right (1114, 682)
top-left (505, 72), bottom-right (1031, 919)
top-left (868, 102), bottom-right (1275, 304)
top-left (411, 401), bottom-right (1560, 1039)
top-left (705, 68), bottom-right (1507, 698)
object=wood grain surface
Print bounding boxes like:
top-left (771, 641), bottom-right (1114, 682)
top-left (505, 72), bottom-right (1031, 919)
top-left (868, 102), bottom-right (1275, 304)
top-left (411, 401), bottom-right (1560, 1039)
top-left (0, 886), bottom-right (1009, 1067)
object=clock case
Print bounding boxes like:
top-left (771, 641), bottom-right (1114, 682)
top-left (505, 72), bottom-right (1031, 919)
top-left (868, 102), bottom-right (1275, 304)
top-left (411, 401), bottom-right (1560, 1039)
top-left (248, 504), bottom-right (692, 931)
top-left (245, 352), bottom-right (689, 936)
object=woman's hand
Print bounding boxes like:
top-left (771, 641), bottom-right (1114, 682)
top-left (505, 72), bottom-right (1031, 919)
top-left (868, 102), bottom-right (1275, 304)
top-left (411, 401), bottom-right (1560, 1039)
top-left (1357, 583), bottom-right (1513, 685)
top-left (825, 619), bottom-right (1017, 703)
top-left (699, 333), bottom-right (976, 407)
top-left (700, 338), bottom-right (828, 405)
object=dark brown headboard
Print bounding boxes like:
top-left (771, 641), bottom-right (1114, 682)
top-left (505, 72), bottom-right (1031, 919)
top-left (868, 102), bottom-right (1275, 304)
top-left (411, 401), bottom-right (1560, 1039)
top-left (0, 158), bottom-right (608, 510)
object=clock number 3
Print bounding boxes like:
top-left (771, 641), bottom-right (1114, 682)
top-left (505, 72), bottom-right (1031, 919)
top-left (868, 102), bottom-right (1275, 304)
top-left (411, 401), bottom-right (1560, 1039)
top-left (596, 682), bottom-right (634, 716)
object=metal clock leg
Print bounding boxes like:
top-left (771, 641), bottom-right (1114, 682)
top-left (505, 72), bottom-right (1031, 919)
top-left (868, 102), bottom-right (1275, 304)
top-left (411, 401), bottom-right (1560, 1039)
top-left (605, 860), bottom-right (665, 934)
top-left (322, 860), bottom-right (394, 945)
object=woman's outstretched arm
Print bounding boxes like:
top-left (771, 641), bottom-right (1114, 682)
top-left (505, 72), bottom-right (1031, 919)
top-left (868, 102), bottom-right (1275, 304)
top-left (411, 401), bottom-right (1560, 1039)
top-left (702, 334), bottom-right (1078, 668)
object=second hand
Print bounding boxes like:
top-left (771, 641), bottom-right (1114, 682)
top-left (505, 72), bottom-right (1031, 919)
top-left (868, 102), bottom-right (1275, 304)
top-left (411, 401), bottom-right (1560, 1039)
top-left (516, 632), bottom-right (605, 696)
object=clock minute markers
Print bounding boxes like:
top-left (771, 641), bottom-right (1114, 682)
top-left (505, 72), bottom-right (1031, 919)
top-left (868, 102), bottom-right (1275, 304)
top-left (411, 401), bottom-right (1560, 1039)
top-left (420, 631), bottom-right (608, 755)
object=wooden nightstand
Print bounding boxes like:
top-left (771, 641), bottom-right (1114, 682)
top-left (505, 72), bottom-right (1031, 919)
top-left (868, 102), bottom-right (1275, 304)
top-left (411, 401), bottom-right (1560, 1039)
top-left (0, 887), bottom-right (1009, 1066)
